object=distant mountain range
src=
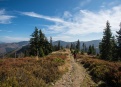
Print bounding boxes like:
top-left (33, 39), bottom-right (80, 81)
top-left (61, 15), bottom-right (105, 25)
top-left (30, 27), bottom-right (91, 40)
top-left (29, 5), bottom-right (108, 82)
top-left (53, 40), bottom-right (101, 48)
top-left (0, 41), bottom-right (29, 55)
top-left (0, 40), bottom-right (101, 57)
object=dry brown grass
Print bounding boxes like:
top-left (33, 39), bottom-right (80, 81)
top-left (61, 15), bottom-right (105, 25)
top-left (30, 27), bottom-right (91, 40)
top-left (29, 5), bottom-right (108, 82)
top-left (77, 54), bottom-right (121, 87)
top-left (58, 52), bottom-right (71, 73)
top-left (0, 50), bottom-right (69, 87)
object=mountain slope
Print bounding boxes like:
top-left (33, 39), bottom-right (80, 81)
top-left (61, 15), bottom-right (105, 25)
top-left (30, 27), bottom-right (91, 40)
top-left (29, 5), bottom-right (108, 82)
top-left (0, 41), bottom-right (29, 55)
top-left (0, 40), bottom-right (101, 58)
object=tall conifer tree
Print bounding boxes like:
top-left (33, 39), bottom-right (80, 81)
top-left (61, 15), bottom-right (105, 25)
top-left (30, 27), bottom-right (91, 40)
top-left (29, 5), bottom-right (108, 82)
top-left (88, 45), bottom-right (92, 55)
top-left (76, 39), bottom-right (80, 53)
top-left (58, 41), bottom-right (61, 50)
top-left (38, 29), bottom-right (45, 56)
top-left (111, 36), bottom-right (117, 61)
top-left (29, 27), bottom-right (39, 56)
top-left (116, 23), bottom-right (121, 60)
top-left (99, 21), bottom-right (112, 60)
top-left (50, 37), bottom-right (53, 52)
top-left (82, 43), bottom-right (85, 52)
top-left (92, 45), bottom-right (96, 55)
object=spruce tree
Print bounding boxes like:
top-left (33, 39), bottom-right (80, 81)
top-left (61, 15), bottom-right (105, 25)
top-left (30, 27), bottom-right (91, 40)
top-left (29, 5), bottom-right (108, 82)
top-left (38, 29), bottom-right (45, 57)
top-left (99, 21), bottom-right (112, 60)
top-left (74, 43), bottom-right (76, 50)
top-left (76, 39), bottom-right (80, 53)
top-left (92, 45), bottom-right (96, 55)
top-left (44, 37), bottom-right (52, 55)
top-left (50, 37), bottom-right (53, 52)
top-left (70, 43), bottom-right (73, 54)
top-left (88, 45), bottom-right (92, 55)
top-left (71, 43), bottom-right (76, 50)
top-left (39, 29), bottom-right (45, 47)
top-left (58, 41), bottom-right (61, 50)
top-left (111, 36), bottom-right (117, 61)
top-left (82, 43), bottom-right (85, 52)
top-left (84, 44), bottom-right (87, 53)
top-left (29, 27), bottom-right (39, 56)
top-left (50, 37), bottom-right (52, 46)
top-left (39, 47), bottom-right (44, 57)
top-left (70, 43), bottom-right (73, 50)
top-left (116, 23), bottom-right (121, 60)
top-left (81, 43), bottom-right (85, 54)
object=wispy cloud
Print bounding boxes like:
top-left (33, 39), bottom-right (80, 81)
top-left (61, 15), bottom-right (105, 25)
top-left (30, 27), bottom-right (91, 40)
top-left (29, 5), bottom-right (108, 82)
top-left (21, 5), bottom-right (121, 41)
top-left (80, 0), bottom-right (91, 7)
top-left (101, 1), bottom-right (120, 8)
top-left (0, 9), bottom-right (15, 24)
top-left (46, 5), bottom-right (121, 41)
top-left (0, 30), bottom-right (12, 32)
top-left (21, 12), bottom-right (65, 23)
top-left (74, 0), bottom-right (92, 10)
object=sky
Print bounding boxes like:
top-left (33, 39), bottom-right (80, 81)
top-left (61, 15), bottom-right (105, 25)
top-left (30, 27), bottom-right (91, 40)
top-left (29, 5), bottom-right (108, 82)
top-left (0, 0), bottom-right (121, 42)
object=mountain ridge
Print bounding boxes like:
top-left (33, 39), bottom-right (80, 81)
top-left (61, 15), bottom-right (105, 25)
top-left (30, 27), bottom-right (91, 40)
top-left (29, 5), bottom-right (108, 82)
top-left (0, 40), bottom-right (101, 57)
top-left (0, 41), bottom-right (29, 55)
top-left (53, 40), bottom-right (101, 48)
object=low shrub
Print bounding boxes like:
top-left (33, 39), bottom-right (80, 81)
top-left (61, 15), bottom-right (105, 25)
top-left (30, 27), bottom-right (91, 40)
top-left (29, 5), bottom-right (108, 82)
top-left (0, 52), bottom-right (68, 87)
top-left (78, 54), bottom-right (121, 87)
top-left (53, 58), bottom-right (64, 65)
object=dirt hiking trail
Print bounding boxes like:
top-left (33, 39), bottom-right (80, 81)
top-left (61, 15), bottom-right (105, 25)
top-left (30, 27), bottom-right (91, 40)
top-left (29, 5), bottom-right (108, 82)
top-left (54, 50), bottom-right (96, 87)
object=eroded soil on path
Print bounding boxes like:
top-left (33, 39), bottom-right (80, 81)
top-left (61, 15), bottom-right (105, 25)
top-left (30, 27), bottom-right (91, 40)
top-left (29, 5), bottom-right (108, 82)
top-left (53, 52), bottom-right (96, 87)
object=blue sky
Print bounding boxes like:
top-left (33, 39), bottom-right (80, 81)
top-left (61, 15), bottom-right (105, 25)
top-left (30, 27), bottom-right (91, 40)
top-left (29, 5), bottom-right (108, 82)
top-left (0, 0), bottom-right (121, 42)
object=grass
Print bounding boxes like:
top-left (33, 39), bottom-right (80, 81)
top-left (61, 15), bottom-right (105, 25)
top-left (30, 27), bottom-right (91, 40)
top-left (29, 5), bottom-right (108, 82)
top-left (77, 54), bottom-right (121, 87)
top-left (0, 51), bottom-right (69, 87)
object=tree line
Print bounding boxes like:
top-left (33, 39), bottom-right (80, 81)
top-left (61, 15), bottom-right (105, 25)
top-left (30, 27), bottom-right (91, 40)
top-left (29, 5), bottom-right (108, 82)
top-left (28, 28), bottom-right (96, 57)
top-left (69, 40), bottom-right (96, 55)
top-left (29, 27), bottom-right (63, 57)
top-left (14, 21), bottom-right (121, 61)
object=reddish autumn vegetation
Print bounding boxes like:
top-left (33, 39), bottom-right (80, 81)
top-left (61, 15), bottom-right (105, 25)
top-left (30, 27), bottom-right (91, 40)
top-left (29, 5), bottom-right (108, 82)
top-left (0, 52), bottom-right (68, 87)
top-left (78, 54), bottom-right (121, 87)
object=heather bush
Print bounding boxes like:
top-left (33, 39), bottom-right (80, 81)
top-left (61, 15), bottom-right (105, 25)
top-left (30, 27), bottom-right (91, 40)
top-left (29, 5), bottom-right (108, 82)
top-left (0, 52), bottom-right (67, 87)
top-left (79, 54), bottom-right (121, 87)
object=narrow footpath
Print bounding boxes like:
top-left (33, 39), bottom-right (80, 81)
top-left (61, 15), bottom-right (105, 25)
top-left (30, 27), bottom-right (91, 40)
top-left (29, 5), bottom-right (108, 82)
top-left (54, 52), bottom-right (96, 87)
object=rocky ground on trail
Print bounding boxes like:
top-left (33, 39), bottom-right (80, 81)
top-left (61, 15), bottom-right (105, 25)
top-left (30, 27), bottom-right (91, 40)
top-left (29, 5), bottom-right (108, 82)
top-left (53, 53), bottom-right (97, 87)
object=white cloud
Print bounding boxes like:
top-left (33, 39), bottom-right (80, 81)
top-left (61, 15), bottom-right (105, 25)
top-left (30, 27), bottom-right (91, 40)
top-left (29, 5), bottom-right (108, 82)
top-left (0, 9), bottom-right (15, 24)
top-left (21, 12), bottom-right (65, 23)
top-left (21, 5), bottom-right (121, 41)
top-left (0, 36), bottom-right (29, 43)
top-left (101, 1), bottom-right (120, 8)
top-left (63, 11), bottom-right (72, 18)
top-left (45, 5), bottom-right (121, 41)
